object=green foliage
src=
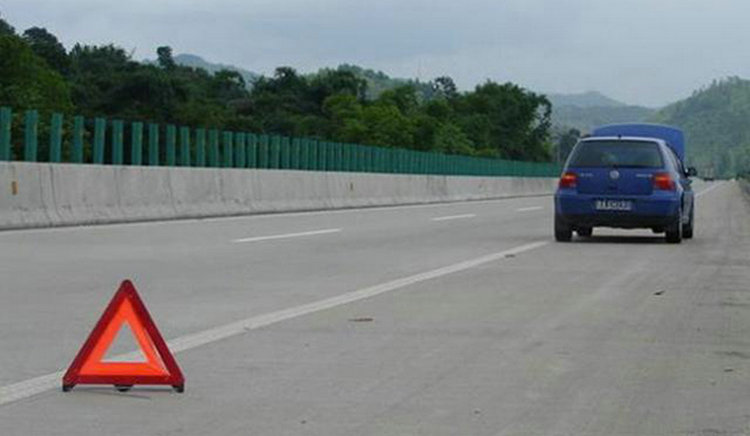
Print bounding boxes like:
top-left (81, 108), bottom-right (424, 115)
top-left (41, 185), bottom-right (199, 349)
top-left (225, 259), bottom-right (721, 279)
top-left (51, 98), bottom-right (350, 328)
top-left (0, 15), bottom-right (554, 163)
top-left (22, 27), bottom-right (70, 75)
top-left (651, 77), bottom-right (750, 178)
top-left (0, 14), bottom-right (15, 36)
top-left (0, 34), bottom-right (71, 112)
top-left (433, 122), bottom-right (474, 155)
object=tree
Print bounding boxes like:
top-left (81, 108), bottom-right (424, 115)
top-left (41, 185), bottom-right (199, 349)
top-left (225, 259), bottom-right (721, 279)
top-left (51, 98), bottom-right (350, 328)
top-left (555, 128), bottom-right (580, 163)
top-left (360, 102), bottom-right (415, 148)
top-left (434, 122), bottom-right (475, 155)
top-left (457, 81), bottom-right (551, 160)
top-left (0, 14), bottom-right (15, 36)
top-left (22, 27), bottom-right (69, 75)
top-left (156, 46), bottom-right (176, 70)
top-left (0, 34), bottom-right (71, 111)
top-left (433, 76), bottom-right (458, 100)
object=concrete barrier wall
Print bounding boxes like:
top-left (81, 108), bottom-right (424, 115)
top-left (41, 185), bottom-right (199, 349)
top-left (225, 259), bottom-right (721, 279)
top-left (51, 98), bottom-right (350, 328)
top-left (0, 162), bottom-right (556, 230)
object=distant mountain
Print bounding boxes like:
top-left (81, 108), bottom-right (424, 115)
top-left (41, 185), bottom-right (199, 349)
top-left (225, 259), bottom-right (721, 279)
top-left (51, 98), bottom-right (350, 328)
top-left (547, 91), bottom-right (627, 108)
top-left (551, 105), bottom-right (656, 133)
top-left (651, 77), bottom-right (750, 178)
top-left (173, 54), bottom-right (259, 86)
top-left (548, 91), bottom-right (656, 133)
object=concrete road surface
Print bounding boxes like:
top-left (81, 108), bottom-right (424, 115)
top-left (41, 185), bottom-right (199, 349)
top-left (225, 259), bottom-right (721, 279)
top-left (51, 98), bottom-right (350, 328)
top-left (2, 180), bottom-right (749, 435)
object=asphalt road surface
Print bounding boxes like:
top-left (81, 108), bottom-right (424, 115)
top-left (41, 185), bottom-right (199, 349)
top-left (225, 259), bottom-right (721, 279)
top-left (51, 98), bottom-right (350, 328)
top-left (2, 180), bottom-right (749, 436)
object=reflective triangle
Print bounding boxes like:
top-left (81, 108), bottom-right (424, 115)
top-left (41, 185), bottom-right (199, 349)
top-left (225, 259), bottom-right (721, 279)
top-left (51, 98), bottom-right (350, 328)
top-left (62, 280), bottom-right (184, 389)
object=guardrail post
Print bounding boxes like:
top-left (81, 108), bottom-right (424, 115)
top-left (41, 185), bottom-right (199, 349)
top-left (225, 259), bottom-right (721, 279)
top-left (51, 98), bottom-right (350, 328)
top-left (222, 131), bottom-right (234, 168)
top-left (341, 143), bottom-right (350, 172)
top-left (258, 134), bottom-right (269, 168)
top-left (280, 136), bottom-right (290, 169)
top-left (246, 133), bottom-right (257, 168)
top-left (208, 130), bottom-right (219, 167)
top-left (235, 132), bottom-right (246, 168)
top-left (49, 113), bottom-right (63, 163)
top-left (195, 128), bottom-right (206, 167)
top-left (72, 116), bottom-right (84, 163)
top-left (112, 120), bottom-right (124, 165)
top-left (165, 125), bottom-right (176, 166)
top-left (0, 107), bottom-right (11, 160)
top-left (92, 117), bottom-right (105, 164)
top-left (320, 141), bottom-right (329, 171)
top-left (291, 138), bottom-right (300, 169)
top-left (337, 142), bottom-right (344, 171)
top-left (270, 135), bottom-right (281, 169)
top-left (300, 138), bottom-right (309, 170)
top-left (309, 139), bottom-right (319, 171)
top-left (24, 110), bottom-right (39, 162)
top-left (179, 126), bottom-right (191, 166)
top-left (148, 123), bottom-right (159, 166)
top-left (131, 122), bottom-right (143, 165)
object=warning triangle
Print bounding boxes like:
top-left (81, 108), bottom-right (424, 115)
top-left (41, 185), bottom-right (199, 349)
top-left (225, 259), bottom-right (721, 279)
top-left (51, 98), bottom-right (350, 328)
top-left (62, 280), bottom-right (184, 392)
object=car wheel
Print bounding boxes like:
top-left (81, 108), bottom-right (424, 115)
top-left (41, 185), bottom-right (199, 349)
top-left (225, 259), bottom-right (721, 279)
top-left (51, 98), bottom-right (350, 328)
top-left (555, 215), bottom-right (572, 242)
top-left (577, 227), bottom-right (593, 237)
top-left (665, 209), bottom-right (683, 244)
top-left (682, 206), bottom-right (694, 239)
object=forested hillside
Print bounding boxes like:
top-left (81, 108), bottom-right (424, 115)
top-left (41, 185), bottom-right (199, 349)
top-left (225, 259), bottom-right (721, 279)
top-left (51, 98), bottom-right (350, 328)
top-left (547, 91), bottom-right (626, 108)
top-left (552, 105), bottom-right (655, 133)
top-left (0, 15), bottom-right (553, 162)
top-left (651, 77), bottom-right (750, 177)
top-left (172, 53), bottom-right (258, 86)
top-left (548, 92), bottom-right (655, 133)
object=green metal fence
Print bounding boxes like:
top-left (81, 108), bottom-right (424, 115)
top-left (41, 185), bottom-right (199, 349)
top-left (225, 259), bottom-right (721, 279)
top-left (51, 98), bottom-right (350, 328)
top-left (0, 107), bottom-right (560, 177)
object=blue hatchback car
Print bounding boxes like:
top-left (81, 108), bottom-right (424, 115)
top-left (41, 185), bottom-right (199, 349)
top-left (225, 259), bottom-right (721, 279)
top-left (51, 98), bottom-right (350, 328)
top-left (554, 124), bottom-right (697, 243)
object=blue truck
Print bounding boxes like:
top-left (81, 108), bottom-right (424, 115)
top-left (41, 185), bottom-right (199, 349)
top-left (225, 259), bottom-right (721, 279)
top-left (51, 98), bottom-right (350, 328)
top-left (554, 123), bottom-right (697, 243)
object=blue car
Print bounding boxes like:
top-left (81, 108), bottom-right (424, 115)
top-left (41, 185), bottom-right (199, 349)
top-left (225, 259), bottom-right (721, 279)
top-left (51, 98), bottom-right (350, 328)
top-left (554, 123), bottom-right (697, 243)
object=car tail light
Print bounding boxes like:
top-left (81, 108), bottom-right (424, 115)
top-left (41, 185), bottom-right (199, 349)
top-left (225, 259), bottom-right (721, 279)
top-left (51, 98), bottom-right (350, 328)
top-left (653, 172), bottom-right (675, 191)
top-left (559, 172), bottom-right (577, 189)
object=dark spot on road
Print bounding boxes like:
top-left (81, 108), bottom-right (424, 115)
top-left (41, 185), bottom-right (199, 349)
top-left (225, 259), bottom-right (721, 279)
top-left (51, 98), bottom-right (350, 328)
top-left (724, 367), bottom-right (735, 373)
top-left (697, 430), bottom-right (728, 436)
top-left (349, 317), bottom-right (374, 323)
top-left (719, 301), bottom-right (750, 308)
top-left (654, 290), bottom-right (665, 296)
top-left (716, 351), bottom-right (750, 359)
top-left (505, 254), bottom-right (516, 259)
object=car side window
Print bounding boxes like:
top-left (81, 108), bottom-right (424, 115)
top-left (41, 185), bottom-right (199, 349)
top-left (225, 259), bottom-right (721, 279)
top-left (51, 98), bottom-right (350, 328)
top-left (665, 146), bottom-right (684, 175)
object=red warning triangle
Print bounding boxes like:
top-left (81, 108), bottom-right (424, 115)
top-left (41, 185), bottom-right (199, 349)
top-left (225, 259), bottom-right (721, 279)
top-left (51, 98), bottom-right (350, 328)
top-left (62, 280), bottom-right (184, 392)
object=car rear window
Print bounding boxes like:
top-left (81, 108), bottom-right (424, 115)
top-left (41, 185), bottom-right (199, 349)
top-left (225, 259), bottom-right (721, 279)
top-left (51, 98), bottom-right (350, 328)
top-left (568, 140), bottom-right (664, 168)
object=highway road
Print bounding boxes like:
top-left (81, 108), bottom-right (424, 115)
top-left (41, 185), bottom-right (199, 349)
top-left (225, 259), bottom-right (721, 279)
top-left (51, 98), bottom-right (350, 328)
top-left (1, 180), bottom-right (749, 435)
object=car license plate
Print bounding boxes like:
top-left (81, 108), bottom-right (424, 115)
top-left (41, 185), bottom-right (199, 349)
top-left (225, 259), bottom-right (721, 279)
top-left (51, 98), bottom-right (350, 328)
top-left (595, 199), bottom-right (633, 211)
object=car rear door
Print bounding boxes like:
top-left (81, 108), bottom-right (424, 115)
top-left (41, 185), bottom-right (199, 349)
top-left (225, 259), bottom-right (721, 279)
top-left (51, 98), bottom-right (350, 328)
top-left (569, 139), bottom-right (661, 196)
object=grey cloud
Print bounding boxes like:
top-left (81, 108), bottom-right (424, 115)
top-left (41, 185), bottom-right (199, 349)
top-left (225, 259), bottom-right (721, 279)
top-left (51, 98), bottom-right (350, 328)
top-left (3, 0), bottom-right (750, 106)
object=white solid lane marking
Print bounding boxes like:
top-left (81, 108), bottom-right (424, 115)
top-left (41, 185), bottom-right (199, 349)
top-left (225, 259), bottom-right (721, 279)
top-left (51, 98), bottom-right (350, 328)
top-left (695, 181), bottom-right (725, 198)
top-left (431, 214), bottom-right (476, 222)
top-left (517, 206), bottom-right (544, 212)
top-left (233, 228), bottom-right (341, 243)
top-left (0, 240), bottom-right (549, 406)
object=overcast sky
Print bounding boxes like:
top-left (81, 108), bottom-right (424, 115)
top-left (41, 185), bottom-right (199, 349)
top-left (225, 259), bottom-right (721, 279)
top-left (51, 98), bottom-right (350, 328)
top-left (3, 0), bottom-right (749, 107)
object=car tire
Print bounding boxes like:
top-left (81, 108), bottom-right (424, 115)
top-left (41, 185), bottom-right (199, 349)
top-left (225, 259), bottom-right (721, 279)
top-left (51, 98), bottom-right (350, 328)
top-left (555, 215), bottom-right (572, 242)
top-left (665, 209), bottom-right (683, 244)
top-left (682, 206), bottom-right (694, 239)
top-left (577, 227), bottom-right (593, 237)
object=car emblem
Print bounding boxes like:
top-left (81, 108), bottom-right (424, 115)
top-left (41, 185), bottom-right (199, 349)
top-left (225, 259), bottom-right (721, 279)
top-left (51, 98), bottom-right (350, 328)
top-left (609, 169), bottom-right (620, 180)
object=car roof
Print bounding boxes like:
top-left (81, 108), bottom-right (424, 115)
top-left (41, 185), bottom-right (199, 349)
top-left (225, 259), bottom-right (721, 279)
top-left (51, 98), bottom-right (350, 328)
top-left (590, 123), bottom-right (685, 162)
top-left (581, 136), bottom-right (667, 146)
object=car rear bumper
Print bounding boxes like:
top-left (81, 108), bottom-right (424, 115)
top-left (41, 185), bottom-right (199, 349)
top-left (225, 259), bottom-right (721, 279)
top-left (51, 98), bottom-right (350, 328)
top-left (555, 191), bottom-right (680, 229)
